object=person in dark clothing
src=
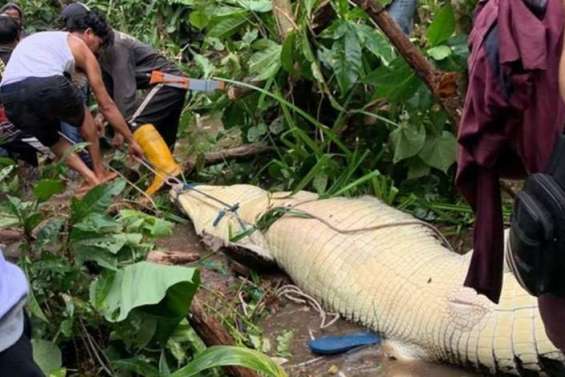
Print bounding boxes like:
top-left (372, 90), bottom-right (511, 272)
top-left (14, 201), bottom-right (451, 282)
top-left (457, 0), bottom-right (565, 351)
top-left (60, 2), bottom-right (187, 149)
top-left (0, 2), bottom-right (23, 28)
top-left (0, 15), bottom-right (43, 166)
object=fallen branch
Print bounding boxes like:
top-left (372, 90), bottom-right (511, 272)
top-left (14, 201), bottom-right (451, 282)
top-left (189, 297), bottom-right (261, 377)
top-left (146, 250), bottom-right (200, 265)
top-left (0, 229), bottom-right (23, 243)
top-left (184, 143), bottom-right (272, 172)
top-left (350, 0), bottom-right (462, 125)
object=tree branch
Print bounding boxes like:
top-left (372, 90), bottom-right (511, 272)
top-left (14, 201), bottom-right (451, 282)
top-left (350, 0), bottom-right (462, 125)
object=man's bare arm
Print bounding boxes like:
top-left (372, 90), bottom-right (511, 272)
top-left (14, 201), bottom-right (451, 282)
top-left (68, 35), bottom-right (143, 157)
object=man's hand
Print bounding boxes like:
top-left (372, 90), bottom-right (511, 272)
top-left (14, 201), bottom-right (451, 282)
top-left (111, 133), bottom-right (125, 147)
top-left (128, 139), bottom-right (145, 159)
top-left (94, 113), bottom-right (106, 137)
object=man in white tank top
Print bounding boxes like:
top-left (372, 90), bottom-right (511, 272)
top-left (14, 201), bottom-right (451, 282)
top-left (0, 10), bottom-right (143, 193)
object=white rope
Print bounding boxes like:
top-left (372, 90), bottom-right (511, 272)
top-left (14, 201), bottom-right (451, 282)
top-left (276, 284), bottom-right (340, 329)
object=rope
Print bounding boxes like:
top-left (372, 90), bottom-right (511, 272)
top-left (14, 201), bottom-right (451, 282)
top-left (276, 284), bottom-right (340, 329)
top-left (276, 205), bottom-right (455, 252)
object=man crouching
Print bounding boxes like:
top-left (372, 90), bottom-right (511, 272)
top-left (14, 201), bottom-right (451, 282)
top-left (0, 10), bottom-right (143, 193)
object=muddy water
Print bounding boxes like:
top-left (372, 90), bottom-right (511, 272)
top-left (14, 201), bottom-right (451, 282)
top-left (158, 223), bottom-right (483, 377)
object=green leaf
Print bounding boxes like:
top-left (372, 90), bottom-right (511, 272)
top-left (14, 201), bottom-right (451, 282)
top-left (32, 339), bottom-right (62, 375)
top-left (33, 179), bottom-right (65, 202)
top-left (276, 330), bottom-right (293, 357)
top-left (90, 262), bottom-right (200, 323)
top-left (118, 209), bottom-right (174, 237)
top-left (365, 58), bottom-right (423, 103)
top-left (70, 179), bottom-right (126, 224)
top-left (189, 10), bottom-right (210, 29)
top-left (389, 123), bottom-right (426, 163)
top-left (113, 358), bottom-right (160, 377)
top-left (71, 232), bottom-right (143, 255)
top-left (248, 42), bottom-right (282, 81)
top-left (407, 157), bottom-right (432, 180)
top-left (35, 218), bottom-right (65, 249)
top-left (427, 45), bottom-right (452, 61)
top-left (0, 211), bottom-right (18, 228)
top-left (281, 31), bottom-right (296, 73)
top-left (230, 0), bottom-right (272, 12)
top-left (355, 24), bottom-right (394, 65)
top-left (73, 213), bottom-right (121, 233)
top-left (0, 165), bottom-right (15, 182)
top-left (333, 25), bottom-right (363, 93)
top-left (170, 346), bottom-right (287, 377)
top-left (426, 5), bottom-right (455, 47)
top-left (418, 131), bottom-right (457, 173)
top-left (305, 0), bottom-right (319, 17)
top-left (48, 369), bottom-right (67, 377)
top-left (208, 13), bottom-right (249, 39)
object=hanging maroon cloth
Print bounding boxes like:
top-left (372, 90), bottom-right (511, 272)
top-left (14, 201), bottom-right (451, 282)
top-left (456, 0), bottom-right (565, 303)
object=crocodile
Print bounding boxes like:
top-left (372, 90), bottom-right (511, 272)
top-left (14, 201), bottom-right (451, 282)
top-left (172, 184), bottom-right (565, 376)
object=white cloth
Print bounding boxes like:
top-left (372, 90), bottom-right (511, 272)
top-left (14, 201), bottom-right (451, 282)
top-left (0, 31), bottom-right (75, 86)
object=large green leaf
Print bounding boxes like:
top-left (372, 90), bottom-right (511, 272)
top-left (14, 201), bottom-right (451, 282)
top-left (70, 179), bottom-right (126, 224)
top-left (228, 0), bottom-right (272, 12)
top-left (32, 339), bottom-right (62, 375)
top-left (118, 209), bottom-right (174, 237)
top-left (35, 217), bottom-right (65, 249)
top-left (90, 262), bottom-right (200, 323)
top-left (0, 211), bottom-right (18, 228)
top-left (418, 131), bottom-right (457, 173)
top-left (332, 24), bottom-right (363, 94)
top-left (427, 45), bottom-right (452, 61)
top-left (355, 24), bottom-right (394, 65)
top-left (33, 179), bottom-right (65, 202)
top-left (113, 358), bottom-right (160, 377)
top-left (248, 41), bottom-right (282, 81)
top-left (426, 5), bottom-right (455, 47)
top-left (208, 13), bottom-right (249, 39)
top-left (171, 346), bottom-right (287, 377)
top-left (389, 123), bottom-right (426, 163)
top-left (189, 10), bottom-right (210, 29)
top-left (365, 58), bottom-right (423, 103)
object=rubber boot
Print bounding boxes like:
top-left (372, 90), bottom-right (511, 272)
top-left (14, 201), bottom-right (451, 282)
top-left (133, 123), bottom-right (182, 195)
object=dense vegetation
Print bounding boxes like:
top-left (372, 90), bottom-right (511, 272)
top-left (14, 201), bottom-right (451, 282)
top-left (0, 0), bottom-right (487, 376)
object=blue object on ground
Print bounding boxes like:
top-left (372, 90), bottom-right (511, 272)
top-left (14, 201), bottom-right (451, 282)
top-left (308, 331), bottom-right (381, 355)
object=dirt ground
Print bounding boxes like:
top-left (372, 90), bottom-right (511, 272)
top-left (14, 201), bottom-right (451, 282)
top-left (157, 222), bottom-right (483, 377)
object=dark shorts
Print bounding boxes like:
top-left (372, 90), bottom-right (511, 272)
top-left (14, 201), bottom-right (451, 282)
top-left (0, 312), bottom-right (45, 377)
top-left (0, 76), bottom-right (85, 147)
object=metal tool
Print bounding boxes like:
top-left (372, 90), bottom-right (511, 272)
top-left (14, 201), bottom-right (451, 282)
top-left (148, 71), bottom-right (225, 92)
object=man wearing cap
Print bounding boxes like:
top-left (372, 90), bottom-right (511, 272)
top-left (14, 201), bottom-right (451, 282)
top-left (60, 2), bottom-right (187, 150)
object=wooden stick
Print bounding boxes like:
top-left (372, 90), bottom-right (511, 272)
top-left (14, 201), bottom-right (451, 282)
top-left (184, 143), bottom-right (272, 172)
top-left (349, 0), bottom-right (462, 125)
top-left (189, 297), bottom-right (261, 377)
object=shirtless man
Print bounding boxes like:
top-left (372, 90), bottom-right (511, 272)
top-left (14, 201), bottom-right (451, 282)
top-left (0, 10), bottom-right (143, 191)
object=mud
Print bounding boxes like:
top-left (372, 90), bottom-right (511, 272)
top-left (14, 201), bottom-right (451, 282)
top-left (157, 222), bottom-right (485, 377)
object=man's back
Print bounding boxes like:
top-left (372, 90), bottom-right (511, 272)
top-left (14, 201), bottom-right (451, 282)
top-left (1, 31), bottom-right (74, 86)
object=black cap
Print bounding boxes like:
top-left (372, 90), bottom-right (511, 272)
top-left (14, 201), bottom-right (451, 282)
top-left (60, 2), bottom-right (90, 26)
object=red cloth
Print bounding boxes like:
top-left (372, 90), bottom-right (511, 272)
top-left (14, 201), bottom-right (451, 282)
top-left (456, 0), bottom-right (565, 303)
